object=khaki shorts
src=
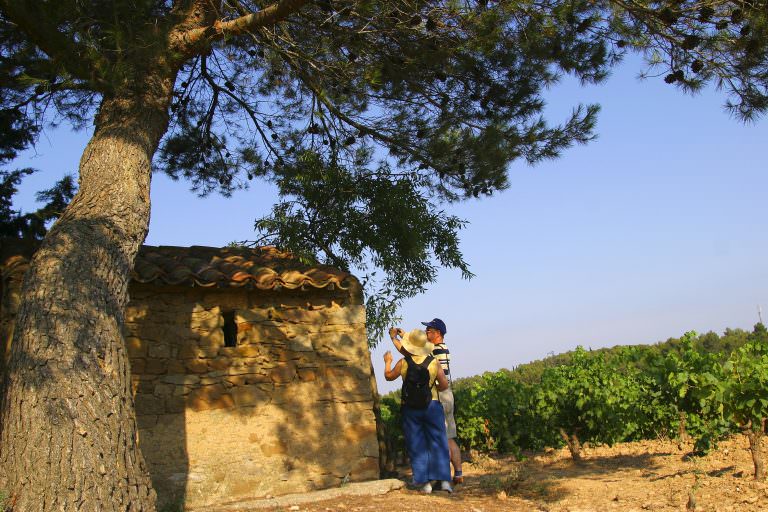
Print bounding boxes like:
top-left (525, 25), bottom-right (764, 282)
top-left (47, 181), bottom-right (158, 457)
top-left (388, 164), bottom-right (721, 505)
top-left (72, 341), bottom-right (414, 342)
top-left (438, 388), bottom-right (457, 439)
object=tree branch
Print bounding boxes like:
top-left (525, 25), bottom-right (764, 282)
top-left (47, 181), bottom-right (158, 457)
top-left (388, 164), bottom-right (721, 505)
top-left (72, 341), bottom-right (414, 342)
top-left (0, 1), bottom-right (99, 84)
top-left (176, 0), bottom-right (309, 55)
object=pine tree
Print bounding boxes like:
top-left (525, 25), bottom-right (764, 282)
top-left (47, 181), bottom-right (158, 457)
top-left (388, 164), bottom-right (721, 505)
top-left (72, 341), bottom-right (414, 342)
top-left (0, 1), bottom-right (765, 510)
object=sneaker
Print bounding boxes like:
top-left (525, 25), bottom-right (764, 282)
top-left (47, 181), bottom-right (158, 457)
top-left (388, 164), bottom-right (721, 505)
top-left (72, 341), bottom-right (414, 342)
top-left (419, 482), bottom-right (432, 494)
top-left (438, 480), bottom-right (453, 493)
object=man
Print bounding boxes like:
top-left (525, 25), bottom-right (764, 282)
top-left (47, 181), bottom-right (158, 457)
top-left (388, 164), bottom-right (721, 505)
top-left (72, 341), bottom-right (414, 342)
top-left (389, 317), bottom-right (463, 485)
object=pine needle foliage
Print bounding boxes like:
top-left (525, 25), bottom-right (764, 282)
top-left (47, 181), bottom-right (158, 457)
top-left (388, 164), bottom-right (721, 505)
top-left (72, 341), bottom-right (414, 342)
top-left (1, 0), bottom-right (766, 343)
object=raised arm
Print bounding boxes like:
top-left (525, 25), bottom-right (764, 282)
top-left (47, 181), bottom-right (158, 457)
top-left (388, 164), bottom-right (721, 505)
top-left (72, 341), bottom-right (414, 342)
top-left (389, 327), bottom-right (407, 356)
top-left (383, 351), bottom-right (404, 381)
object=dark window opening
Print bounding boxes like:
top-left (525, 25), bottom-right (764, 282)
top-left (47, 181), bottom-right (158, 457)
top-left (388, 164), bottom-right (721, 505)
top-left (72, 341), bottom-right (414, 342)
top-left (222, 310), bottom-right (237, 347)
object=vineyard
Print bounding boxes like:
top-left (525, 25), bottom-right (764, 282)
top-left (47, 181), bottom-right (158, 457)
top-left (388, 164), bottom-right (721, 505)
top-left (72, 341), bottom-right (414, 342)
top-left (380, 324), bottom-right (768, 480)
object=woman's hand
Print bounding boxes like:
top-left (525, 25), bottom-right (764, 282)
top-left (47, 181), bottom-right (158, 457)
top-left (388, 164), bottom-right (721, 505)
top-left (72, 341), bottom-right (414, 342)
top-left (383, 351), bottom-right (393, 364)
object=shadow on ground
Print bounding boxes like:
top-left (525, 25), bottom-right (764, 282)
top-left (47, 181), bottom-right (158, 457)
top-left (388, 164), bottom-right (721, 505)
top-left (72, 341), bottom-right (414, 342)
top-left (430, 450), bottom-right (673, 504)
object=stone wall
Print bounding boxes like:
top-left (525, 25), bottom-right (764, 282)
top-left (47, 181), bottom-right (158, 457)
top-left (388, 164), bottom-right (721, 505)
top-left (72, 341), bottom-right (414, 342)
top-left (125, 283), bottom-right (379, 509)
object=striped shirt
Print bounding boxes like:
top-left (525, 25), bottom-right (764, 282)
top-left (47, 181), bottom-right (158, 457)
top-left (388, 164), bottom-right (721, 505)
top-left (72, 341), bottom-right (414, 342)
top-left (432, 343), bottom-right (451, 385)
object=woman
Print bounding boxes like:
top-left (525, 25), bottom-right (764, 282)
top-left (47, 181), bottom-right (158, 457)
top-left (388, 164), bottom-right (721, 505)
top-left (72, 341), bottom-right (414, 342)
top-left (383, 328), bottom-right (452, 494)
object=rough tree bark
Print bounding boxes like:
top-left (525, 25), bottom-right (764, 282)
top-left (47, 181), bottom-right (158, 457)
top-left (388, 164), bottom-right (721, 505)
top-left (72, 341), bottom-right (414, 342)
top-left (0, 78), bottom-right (174, 511)
top-left (0, 1), bottom-right (309, 509)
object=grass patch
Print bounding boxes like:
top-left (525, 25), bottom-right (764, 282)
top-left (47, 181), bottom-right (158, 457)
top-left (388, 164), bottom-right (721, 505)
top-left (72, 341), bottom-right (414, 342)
top-left (479, 464), bottom-right (525, 494)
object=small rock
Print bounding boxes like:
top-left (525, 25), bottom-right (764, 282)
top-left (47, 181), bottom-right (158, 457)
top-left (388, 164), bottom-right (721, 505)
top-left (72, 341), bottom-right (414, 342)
top-left (743, 496), bottom-right (758, 504)
top-left (289, 506), bottom-right (300, 511)
top-left (496, 490), bottom-right (507, 501)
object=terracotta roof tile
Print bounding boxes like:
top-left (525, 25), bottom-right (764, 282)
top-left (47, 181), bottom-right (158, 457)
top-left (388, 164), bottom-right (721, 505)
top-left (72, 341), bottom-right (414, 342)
top-left (1, 241), bottom-right (352, 291)
top-left (131, 245), bottom-right (351, 290)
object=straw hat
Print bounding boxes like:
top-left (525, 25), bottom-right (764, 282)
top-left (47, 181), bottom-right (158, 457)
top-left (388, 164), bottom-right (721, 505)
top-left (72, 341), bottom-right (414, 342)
top-left (400, 328), bottom-right (434, 356)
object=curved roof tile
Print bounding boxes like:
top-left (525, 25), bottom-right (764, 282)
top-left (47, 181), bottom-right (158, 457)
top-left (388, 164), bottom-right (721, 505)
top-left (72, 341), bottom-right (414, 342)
top-left (131, 245), bottom-right (351, 290)
top-left (1, 242), bottom-right (351, 291)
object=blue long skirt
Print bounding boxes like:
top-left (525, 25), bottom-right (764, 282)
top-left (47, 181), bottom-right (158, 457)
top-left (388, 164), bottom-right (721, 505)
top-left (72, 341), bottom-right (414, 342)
top-left (401, 400), bottom-right (451, 484)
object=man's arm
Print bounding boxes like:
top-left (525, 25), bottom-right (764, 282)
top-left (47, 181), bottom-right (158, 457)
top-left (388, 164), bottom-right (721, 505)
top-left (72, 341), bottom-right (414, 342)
top-left (435, 363), bottom-right (449, 391)
top-left (388, 327), bottom-right (407, 355)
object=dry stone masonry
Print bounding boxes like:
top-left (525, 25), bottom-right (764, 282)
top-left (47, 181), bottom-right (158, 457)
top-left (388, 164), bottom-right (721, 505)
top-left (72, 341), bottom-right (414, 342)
top-left (1, 243), bottom-right (381, 509)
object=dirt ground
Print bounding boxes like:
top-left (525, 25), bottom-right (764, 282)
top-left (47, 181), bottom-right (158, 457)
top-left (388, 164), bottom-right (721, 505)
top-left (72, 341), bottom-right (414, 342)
top-left (263, 435), bottom-right (767, 512)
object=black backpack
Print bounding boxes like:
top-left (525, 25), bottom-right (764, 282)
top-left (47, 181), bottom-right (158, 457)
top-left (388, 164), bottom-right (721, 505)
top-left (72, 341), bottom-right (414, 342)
top-left (401, 355), bottom-right (434, 409)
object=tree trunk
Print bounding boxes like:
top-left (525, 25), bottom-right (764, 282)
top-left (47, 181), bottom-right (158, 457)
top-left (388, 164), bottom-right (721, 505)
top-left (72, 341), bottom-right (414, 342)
top-left (746, 428), bottom-right (765, 480)
top-left (0, 84), bottom-right (173, 511)
top-left (678, 412), bottom-right (688, 441)
top-left (678, 412), bottom-right (689, 450)
top-left (559, 428), bottom-right (583, 463)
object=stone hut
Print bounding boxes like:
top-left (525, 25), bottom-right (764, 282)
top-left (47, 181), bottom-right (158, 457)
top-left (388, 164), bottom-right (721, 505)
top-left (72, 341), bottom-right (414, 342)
top-left (1, 243), bottom-right (381, 508)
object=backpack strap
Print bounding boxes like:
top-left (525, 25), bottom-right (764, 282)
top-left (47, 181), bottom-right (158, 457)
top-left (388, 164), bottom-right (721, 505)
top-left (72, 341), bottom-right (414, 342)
top-left (403, 354), bottom-right (432, 368)
top-left (421, 356), bottom-right (435, 389)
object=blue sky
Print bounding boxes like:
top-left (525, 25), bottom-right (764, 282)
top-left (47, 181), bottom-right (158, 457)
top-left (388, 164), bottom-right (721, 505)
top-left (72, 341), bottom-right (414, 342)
top-left (11, 56), bottom-right (768, 395)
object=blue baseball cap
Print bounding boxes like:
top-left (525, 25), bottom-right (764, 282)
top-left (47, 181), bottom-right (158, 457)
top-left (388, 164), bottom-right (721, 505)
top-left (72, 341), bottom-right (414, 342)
top-left (421, 318), bottom-right (447, 336)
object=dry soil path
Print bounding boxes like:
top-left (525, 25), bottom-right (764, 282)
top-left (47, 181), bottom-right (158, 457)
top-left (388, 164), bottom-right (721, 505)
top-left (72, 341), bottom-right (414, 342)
top-left (210, 436), bottom-right (768, 512)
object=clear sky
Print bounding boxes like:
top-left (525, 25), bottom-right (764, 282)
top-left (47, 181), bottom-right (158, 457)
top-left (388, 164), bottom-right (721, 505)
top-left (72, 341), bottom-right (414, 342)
top-left (11, 56), bottom-right (768, 396)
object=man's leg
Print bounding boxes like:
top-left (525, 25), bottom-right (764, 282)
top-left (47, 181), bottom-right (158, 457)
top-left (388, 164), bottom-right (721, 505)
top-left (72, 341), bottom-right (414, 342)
top-left (448, 437), bottom-right (463, 483)
top-left (438, 388), bottom-right (463, 483)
